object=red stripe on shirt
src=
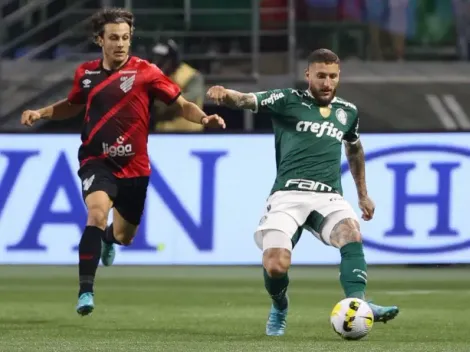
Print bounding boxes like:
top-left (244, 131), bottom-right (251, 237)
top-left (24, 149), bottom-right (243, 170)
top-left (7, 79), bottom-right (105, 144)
top-left (85, 73), bottom-right (122, 114)
top-left (82, 92), bottom-right (136, 146)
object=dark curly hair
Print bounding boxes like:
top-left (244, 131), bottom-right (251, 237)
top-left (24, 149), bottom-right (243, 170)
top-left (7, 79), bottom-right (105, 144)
top-left (308, 49), bottom-right (340, 65)
top-left (90, 8), bottom-right (134, 44)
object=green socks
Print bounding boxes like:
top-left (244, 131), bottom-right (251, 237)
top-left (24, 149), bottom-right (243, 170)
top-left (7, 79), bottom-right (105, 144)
top-left (263, 268), bottom-right (289, 310)
top-left (339, 242), bottom-right (367, 299)
top-left (262, 242), bottom-right (366, 309)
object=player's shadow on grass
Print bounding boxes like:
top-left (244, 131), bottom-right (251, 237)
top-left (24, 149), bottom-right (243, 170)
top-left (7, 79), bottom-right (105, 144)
top-left (57, 324), bottom-right (272, 339)
top-left (56, 324), bottom-right (343, 341)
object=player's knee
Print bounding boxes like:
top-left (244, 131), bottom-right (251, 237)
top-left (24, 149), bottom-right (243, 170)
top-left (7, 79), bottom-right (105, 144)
top-left (114, 233), bottom-right (134, 246)
top-left (329, 218), bottom-right (362, 248)
top-left (261, 230), bottom-right (292, 276)
top-left (264, 254), bottom-right (291, 277)
top-left (113, 226), bottom-right (138, 246)
top-left (263, 248), bottom-right (291, 278)
top-left (119, 238), bottom-right (133, 246)
top-left (349, 229), bottom-right (362, 243)
top-left (339, 229), bottom-right (362, 248)
top-left (86, 205), bottom-right (109, 229)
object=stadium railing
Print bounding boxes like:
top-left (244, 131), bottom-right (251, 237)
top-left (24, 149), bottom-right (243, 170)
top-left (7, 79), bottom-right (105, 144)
top-left (0, 0), bottom-right (463, 132)
top-left (0, 0), bottom-right (297, 131)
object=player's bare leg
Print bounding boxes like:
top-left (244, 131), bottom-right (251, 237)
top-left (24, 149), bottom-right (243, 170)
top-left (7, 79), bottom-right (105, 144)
top-left (329, 218), bottom-right (399, 323)
top-left (100, 208), bottom-right (139, 266)
top-left (262, 231), bottom-right (292, 336)
top-left (112, 208), bottom-right (139, 245)
top-left (77, 191), bottom-right (113, 316)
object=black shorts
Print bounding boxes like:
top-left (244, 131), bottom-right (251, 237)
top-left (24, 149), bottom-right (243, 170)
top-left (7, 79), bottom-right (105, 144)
top-left (78, 162), bottom-right (149, 225)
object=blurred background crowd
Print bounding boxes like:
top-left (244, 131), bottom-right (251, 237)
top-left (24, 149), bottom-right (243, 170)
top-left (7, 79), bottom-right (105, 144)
top-left (1, 0), bottom-right (469, 133)
top-left (2, 0), bottom-right (467, 61)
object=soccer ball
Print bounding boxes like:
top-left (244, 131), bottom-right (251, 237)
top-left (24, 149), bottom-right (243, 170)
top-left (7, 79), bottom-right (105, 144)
top-left (330, 298), bottom-right (374, 340)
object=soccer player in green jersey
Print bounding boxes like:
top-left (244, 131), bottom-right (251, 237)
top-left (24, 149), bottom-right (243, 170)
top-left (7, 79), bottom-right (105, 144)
top-left (207, 49), bottom-right (399, 336)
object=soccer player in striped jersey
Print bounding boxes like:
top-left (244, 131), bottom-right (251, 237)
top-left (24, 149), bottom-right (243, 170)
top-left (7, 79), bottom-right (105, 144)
top-left (21, 7), bottom-right (225, 316)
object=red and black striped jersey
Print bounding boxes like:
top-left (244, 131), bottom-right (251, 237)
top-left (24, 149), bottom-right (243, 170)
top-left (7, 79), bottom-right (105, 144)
top-left (67, 56), bottom-right (181, 178)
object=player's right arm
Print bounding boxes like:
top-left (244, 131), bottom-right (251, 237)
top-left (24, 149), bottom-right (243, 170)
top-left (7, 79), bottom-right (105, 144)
top-left (21, 65), bottom-right (86, 127)
top-left (21, 99), bottom-right (84, 127)
top-left (207, 85), bottom-right (286, 115)
top-left (206, 86), bottom-right (257, 110)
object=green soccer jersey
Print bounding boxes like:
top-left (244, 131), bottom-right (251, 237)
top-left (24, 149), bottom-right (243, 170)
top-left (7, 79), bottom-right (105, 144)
top-left (251, 88), bottom-right (359, 196)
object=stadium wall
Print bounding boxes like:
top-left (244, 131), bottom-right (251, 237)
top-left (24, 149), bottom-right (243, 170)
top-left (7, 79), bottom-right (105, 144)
top-left (0, 133), bottom-right (468, 265)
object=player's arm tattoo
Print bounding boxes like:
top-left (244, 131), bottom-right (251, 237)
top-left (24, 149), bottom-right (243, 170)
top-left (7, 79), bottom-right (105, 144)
top-left (223, 90), bottom-right (257, 110)
top-left (345, 139), bottom-right (368, 198)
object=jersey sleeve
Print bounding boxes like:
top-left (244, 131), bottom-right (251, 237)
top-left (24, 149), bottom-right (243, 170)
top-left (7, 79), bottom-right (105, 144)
top-left (67, 66), bottom-right (86, 105)
top-left (250, 89), bottom-right (287, 114)
top-left (343, 111), bottom-right (360, 144)
top-left (148, 64), bottom-right (181, 105)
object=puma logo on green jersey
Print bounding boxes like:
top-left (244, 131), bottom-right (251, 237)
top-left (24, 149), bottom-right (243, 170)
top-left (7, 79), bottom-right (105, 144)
top-left (261, 92), bottom-right (285, 106)
top-left (296, 120), bottom-right (344, 141)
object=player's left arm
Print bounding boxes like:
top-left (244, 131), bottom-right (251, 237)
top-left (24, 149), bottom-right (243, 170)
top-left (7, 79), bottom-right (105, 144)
top-left (149, 63), bottom-right (225, 129)
top-left (343, 113), bottom-right (375, 221)
top-left (344, 140), bottom-right (366, 198)
top-left (173, 95), bottom-right (226, 129)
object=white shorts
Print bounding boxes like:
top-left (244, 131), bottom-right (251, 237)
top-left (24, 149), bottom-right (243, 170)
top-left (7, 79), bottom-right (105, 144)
top-left (254, 190), bottom-right (359, 250)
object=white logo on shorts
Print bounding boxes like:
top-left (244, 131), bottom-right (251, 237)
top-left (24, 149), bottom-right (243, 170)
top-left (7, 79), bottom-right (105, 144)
top-left (82, 175), bottom-right (95, 191)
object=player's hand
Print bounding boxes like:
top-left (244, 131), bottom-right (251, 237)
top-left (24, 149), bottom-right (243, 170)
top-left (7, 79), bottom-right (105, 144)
top-left (358, 195), bottom-right (375, 221)
top-left (21, 110), bottom-right (42, 127)
top-left (201, 114), bottom-right (226, 129)
top-left (206, 86), bottom-right (227, 105)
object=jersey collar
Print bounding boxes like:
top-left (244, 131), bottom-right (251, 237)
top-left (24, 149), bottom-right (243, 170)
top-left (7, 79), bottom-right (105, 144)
top-left (100, 55), bottom-right (133, 73)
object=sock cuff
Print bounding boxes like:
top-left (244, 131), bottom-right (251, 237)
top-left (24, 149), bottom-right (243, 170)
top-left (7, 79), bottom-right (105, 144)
top-left (103, 224), bottom-right (114, 244)
top-left (340, 242), bottom-right (364, 257)
top-left (85, 225), bottom-right (105, 230)
top-left (84, 225), bottom-right (106, 237)
top-left (106, 224), bottom-right (114, 236)
top-left (104, 223), bottom-right (123, 245)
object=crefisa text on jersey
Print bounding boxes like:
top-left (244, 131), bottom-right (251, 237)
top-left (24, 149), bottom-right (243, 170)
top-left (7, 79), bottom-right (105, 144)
top-left (296, 121), bottom-right (344, 141)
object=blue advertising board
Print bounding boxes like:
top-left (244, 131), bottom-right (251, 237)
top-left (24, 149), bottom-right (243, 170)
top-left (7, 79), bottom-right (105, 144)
top-left (0, 133), bottom-right (468, 264)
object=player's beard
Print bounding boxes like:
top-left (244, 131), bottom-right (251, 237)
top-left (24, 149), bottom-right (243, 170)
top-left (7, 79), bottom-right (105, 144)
top-left (310, 87), bottom-right (336, 106)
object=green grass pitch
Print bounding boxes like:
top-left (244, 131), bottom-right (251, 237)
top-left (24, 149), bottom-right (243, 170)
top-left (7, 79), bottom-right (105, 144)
top-left (0, 265), bottom-right (468, 351)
